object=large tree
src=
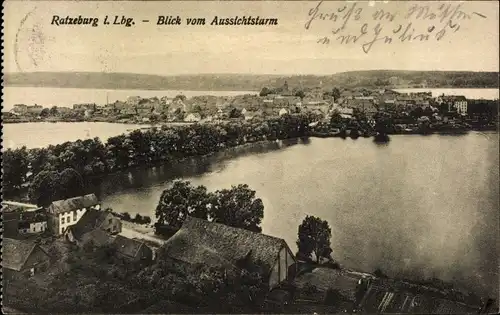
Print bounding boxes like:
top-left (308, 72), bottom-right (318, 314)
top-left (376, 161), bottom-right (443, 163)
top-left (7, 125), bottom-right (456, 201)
top-left (210, 184), bottom-right (264, 233)
top-left (40, 108), bottom-right (50, 118)
top-left (58, 168), bottom-right (85, 199)
top-left (28, 168), bottom-right (85, 206)
top-left (296, 216), bottom-right (333, 263)
top-left (173, 94), bottom-right (187, 102)
top-left (29, 170), bottom-right (62, 207)
top-left (155, 180), bottom-right (212, 229)
top-left (49, 106), bottom-right (59, 116)
top-left (332, 88), bottom-right (341, 101)
top-left (259, 87), bottom-right (272, 97)
top-left (2, 147), bottom-right (29, 197)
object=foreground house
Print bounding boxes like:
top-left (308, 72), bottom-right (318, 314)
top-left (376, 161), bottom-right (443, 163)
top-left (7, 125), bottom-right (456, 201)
top-left (2, 238), bottom-right (51, 280)
top-left (2, 202), bottom-right (44, 238)
top-left (294, 267), bottom-right (484, 314)
top-left (65, 209), bottom-right (121, 247)
top-left (161, 216), bottom-right (297, 290)
top-left (359, 277), bottom-right (482, 314)
top-left (46, 194), bottom-right (101, 235)
top-left (113, 235), bottom-right (153, 262)
top-left (18, 210), bottom-right (48, 235)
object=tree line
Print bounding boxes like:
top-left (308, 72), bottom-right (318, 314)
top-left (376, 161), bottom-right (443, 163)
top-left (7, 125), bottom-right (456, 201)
top-left (2, 113), bottom-right (318, 204)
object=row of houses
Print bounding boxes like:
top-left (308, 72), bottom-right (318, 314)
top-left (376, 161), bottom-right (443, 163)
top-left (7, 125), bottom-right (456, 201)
top-left (262, 89), bottom-right (469, 118)
top-left (341, 89), bottom-right (469, 115)
top-left (2, 194), bottom-right (101, 237)
top-left (2, 194), bottom-right (154, 280)
top-left (9, 88), bottom-right (472, 123)
top-left (10, 104), bottom-right (44, 115)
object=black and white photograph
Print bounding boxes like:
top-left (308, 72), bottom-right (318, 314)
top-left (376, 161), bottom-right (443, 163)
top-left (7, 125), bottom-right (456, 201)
top-left (1, 0), bottom-right (499, 313)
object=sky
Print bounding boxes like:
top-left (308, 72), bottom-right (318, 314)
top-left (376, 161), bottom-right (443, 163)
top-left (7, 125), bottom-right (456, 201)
top-left (3, 0), bottom-right (499, 75)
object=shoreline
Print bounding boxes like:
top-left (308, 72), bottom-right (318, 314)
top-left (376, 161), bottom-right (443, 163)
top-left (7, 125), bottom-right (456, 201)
top-left (3, 118), bottom-right (497, 131)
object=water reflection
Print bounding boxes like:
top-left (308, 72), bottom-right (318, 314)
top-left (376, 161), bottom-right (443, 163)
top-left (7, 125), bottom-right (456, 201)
top-left (300, 137), bottom-right (311, 145)
top-left (373, 134), bottom-right (391, 144)
top-left (98, 140), bottom-right (301, 196)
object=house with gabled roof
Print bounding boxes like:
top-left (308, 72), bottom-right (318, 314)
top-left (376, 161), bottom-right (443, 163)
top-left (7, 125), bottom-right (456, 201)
top-left (65, 209), bottom-right (121, 247)
top-left (46, 193), bottom-right (101, 236)
top-left (113, 235), bottom-right (153, 262)
top-left (18, 210), bottom-right (48, 235)
top-left (161, 216), bottom-right (297, 290)
top-left (2, 238), bottom-right (51, 280)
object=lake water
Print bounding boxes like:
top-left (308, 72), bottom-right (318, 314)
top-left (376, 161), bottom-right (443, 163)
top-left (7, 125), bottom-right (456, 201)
top-left (2, 122), bottom-right (152, 149)
top-left (2, 87), bottom-right (258, 110)
top-left (99, 133), bottom-right (499, 297)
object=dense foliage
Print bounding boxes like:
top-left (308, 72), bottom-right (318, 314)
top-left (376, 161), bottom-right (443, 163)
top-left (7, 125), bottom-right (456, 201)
top-left (28, 168), bottom-right (85, 206)
top-left (155, 181), bottom-right (212, 228)
top-left (2, 114), bottom-right (315, 200)
top-left (3, 242), bottom-right (267, 313)
top-left (296, 216), bottom-right (334, 264)
top-left (155, 180), bottom-right (264, 233)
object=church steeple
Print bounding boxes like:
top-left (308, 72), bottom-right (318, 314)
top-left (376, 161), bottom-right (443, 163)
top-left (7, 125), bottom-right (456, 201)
top-left (283, 81), bottom-right (289, 91)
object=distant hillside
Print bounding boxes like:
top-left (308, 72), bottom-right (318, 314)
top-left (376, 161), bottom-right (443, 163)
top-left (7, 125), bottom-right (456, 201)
top-left (3, 70), bottom-right (498, 91)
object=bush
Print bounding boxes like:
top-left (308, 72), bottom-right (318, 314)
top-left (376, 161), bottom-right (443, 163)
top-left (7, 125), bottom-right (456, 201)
top-left (143, 216), bottom-right (152, 225)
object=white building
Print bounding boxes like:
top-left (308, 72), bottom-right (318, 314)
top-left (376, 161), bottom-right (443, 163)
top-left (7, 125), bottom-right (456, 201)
top-left (127, 96), bottom-right (141, 106)
top-left (437, 95), bottom-right (468, 114)
top-left (184, 113), bottom-right (202, 122)
top-left (339, 107), bottom-right (354, 115)
top-left (279, 108), bottom-right (289, 116)
top-left (19, 221), bottom-right (47, 234)
top-left (454, 99), bottom-right (468, 114)
top-left (46, 194), bottom-right (101, 235)
top-left (18, 210), bottom-right (48, 234)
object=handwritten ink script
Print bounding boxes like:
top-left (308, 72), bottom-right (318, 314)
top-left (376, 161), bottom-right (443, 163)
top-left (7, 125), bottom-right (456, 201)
top-left (305, 1), bottom-right (488, 53)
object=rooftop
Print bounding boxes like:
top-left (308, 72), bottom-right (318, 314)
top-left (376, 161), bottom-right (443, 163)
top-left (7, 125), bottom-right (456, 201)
top-left (161, 216), bottom-right (287, 273)
top-left (47, 194), bottom-right (99, 215)
top-left (67, 209), bottom-right (111, 240)
top-left (80, 229), bottom-right (114, 247)
top-left (294, 268), bottom-right (361, 302)
top-left (114, 235), bottom-right (147, 259)
top-left (2, 238), bottom-right (38, 271)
